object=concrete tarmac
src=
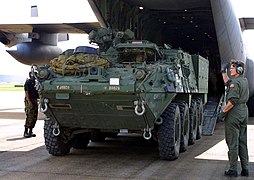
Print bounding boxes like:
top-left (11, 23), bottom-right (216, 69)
top-left (0, 91), bottom-right (253, 180)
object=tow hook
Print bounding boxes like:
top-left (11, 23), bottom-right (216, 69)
top-left (40, 98), bottom-right (49, 113)
top-left (143, 126), bottom-right (152, 140)
top-left (134, 100), bottom-right (146, 116)
top-left (52, 121), bottom-right (60, 136)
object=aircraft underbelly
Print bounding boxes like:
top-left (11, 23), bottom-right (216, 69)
top-left (126, 0), bottom-right (210, 10)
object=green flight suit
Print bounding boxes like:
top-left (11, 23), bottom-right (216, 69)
top-left (225, 75), bottom-right (249, 171)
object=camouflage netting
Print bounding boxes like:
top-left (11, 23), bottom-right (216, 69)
top-left (50, 53), bottom-right (110, 75)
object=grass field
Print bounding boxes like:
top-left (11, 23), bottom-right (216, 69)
top-left (0, 83), bottom-right (24, 91)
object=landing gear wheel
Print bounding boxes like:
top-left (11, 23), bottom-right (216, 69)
top-left (72, 133), bottom-right (91, 149)
top-left (188, 100), bottom-right (198, 145)
top-left (44, 120), bottom-right (72, 156)
top-left (158, 103), bottom-right (181, 160)
top-left (177, 102), bottom-right (190, 152)
top-left (195, 99), bottom-right (204, 140)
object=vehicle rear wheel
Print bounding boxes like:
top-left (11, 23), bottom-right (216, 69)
top-left (195, 98), bottom-right (204, 139)
top-left (178, 101), bottom-right (190, 152)
top-left (158, 103), bottom-right (181, 160)
top-left (188, 100), bottom-right (198, 145)
top-left (44, 119), bottom-right (72, 156)
top-left (72, 133), bottom-right (91, 149)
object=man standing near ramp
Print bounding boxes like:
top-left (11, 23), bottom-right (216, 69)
top-left (220, 60), bottom-right (249, 177)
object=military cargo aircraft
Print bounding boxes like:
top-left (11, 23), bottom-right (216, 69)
top-left (0, 1), bottom-right (100, 65)
top-left (0, 0), bottom-right (253, 115)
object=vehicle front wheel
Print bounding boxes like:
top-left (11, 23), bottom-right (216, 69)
top-left (44, 119), bottom-right (72, 156)
top-left (158, 103), bottom-right (181, 160)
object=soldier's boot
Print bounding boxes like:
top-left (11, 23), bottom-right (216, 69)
top-left (241, 169), bottom-right (249, 177)
top-left (28, 128), bottom-right (36, 137)
top-left (224, 170), bottom-right (238, 177)
top-left (24, 127), bottom-right (31, 138)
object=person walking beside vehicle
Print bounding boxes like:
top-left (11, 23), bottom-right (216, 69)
top-left (219, 60), bottom-right (249, 177)
top-left (24, 71), bottom-right (39, 138)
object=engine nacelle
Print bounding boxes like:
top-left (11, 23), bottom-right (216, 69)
top-left (6, 41), bottom-right (62, 65)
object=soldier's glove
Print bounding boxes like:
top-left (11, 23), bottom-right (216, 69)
top-left (221, 62), bottom-right (229, 73)
top-left (217, 111), bottom-right (226, 121)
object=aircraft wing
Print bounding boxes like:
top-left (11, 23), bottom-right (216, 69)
top-left (239, 18), bottom-right (254, 31)
top-left (0, 22), bottom-right (100, 34)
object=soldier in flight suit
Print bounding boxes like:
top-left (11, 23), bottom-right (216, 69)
top-left (24, 72), bottom-right (39, 138)
top-left (220, 60), bottom-right (249, 177)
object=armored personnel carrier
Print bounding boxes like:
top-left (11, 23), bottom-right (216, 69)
top-left (33, 28), bottom-right (209, 160)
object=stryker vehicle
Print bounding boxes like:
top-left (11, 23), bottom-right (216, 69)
top-left (32, 28), bottom-right (209, 160)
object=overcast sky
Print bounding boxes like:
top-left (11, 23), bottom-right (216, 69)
top-left (0, 0), bottom-right (254, 76)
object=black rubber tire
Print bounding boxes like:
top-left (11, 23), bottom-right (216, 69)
top-left (178, 102), bottom-right (190, 153)
top-left (158, 103), bottom-right (181, 160)
top-left (72, 133), bottom-right (91, 149)
top-left (188, 100), bottom-right (198, 145)
top-left (195, 99), bottom-right (204, 140)
top-left (44, 120), bottom-right (72, 156)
